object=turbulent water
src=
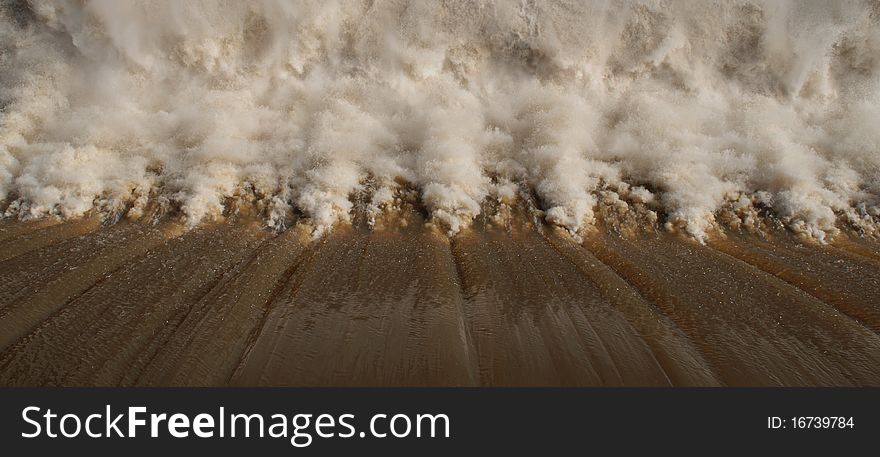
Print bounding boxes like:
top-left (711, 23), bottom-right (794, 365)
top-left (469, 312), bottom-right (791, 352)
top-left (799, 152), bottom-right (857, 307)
top-left (1, 0), bottom-right (879, 241)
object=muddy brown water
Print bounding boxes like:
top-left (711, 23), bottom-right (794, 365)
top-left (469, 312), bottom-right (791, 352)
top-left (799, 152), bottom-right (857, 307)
top-left (0, 218), bottom-right (878, 386)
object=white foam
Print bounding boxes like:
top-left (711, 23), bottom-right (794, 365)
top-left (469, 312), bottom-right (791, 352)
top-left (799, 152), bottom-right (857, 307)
top-left (1, 0), bottom-right (878, 239)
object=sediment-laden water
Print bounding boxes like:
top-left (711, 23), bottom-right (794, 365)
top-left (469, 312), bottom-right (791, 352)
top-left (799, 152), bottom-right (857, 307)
top-left (0, 215), bottom-right (878, 386)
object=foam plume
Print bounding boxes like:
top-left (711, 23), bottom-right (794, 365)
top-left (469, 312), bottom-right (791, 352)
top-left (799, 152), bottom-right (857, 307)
top-left (1, 0), bottom-right (878, 240)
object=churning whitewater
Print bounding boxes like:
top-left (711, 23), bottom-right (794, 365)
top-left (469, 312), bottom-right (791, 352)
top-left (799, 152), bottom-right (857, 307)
top-left (1, 0), bottom-right (879, 241)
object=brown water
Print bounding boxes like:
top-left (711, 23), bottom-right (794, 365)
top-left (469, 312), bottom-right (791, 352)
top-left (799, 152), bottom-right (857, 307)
top-left (0, 217), bottom-right (878, 386)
